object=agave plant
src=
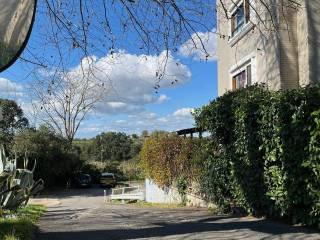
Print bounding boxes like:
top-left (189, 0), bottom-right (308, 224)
top-left (0, 145), bottom-right (43, 211)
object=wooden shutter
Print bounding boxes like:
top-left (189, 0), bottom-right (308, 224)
top-left (232, 77), bottom-right (237, 90)
top-left (247, 65), bottom-right (252, 86)
top-left (231, 15), bottom-right (235, 35)
top-left (244, 0), bottom-right (250, 23)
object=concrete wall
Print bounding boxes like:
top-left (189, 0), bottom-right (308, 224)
top-left (306, 1), bottom-right (320, 85)
top-left (145, 179), bottom-right (181, 204)
top-left (145, 179), bottom-right (209, 207)
top-left (297, 1), bottom-right (310, 86)
top-left (216, 1), bottom-right (233, 96)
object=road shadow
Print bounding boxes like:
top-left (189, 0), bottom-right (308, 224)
top-left (38, 208), bottom-right (89, 221)
top-left (36, 215), bottom-right (320, 240)
top-left (36, 185), bottom-right (108, 199)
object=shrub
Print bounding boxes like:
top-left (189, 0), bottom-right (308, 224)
top-left (140, 132), bottom-right (204, 189)
top-left (199, 150), bottom-right (232, 213)
top-left (119, 157), bottom-right (144, 181)
top-left (305, 110), bottom-right (320, 224)
top-left (177, 176), bottom-right (188, 206)
top-left (194, 84), bottom-right (320, 226)
top-left (140, 132), bottom-right (183, 187)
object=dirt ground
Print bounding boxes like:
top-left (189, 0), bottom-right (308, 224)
top-left (33, 186), bottom-right (320, 240)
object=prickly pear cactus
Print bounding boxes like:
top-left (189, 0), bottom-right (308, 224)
top-left (0, 145), bottom-right (44, 210)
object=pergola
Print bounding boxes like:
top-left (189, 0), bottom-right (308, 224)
top-left (175, 127), bottom-right (203, 138)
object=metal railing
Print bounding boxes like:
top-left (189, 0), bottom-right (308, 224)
top-left (112, 186), bottom-right (140, 195)
top-left (106, 186), bottom-right (145, 202)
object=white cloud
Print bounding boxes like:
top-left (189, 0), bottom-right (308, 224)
top-left (115, 119), bottom-right (126, 124)
top-left (0, 78), bottom-right (24, 97)
top-left (107, 102), bottom-right (126, 108)
top-left (62, 50), bottom-right (192, 115)
top-left (157, 94), bottom-right (170, 104)
top-left (179, 29), bottom-right (217, 62)
top-left (173, 107), bottom-right (194, 117)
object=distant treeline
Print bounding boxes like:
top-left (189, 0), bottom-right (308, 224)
top-left (74, 131), bottom-right (148, 163)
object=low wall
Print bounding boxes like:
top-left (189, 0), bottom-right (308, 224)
top-left (145, 179), bottom-right (209, 207)
top-left (145, 179), bottom-right (181, 204)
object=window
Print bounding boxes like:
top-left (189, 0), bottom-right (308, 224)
top-left (232, 70), bottom-right (246, 89)
top-left (231, 4), bottom-right (244, 36)
top-left (232, 64), bottom-right (252, 90)
top-left (231, 0), bottom-right (251, 37)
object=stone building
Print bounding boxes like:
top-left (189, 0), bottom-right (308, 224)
top-left (216, 0), bottom-right (320, 96)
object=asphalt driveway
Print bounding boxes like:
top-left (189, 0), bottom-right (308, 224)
top-left (33, 187), bottom-right (320, 240)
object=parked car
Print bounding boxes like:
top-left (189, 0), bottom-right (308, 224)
top-left (100, 172), bottom-right (116, 188)
top-left (72, 173), bottom-right (92, 188)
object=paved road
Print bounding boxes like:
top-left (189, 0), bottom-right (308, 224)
top-left (34, 187), bottom-right (320, 240)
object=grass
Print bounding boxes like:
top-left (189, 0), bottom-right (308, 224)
top-left (134, 201), bottom-right (186, 208)
top-left (110, 199), bottom-right (186, 208)
top-left (0, 205), bottom-right (46, 240)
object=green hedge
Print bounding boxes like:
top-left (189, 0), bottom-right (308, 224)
top-left (194, 85), bottom-right (320, 226)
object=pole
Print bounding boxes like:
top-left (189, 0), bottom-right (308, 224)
top-left (100, 135), bottom-right (103, 163)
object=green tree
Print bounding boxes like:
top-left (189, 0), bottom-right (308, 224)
top-left (130, 135), bottom-right (143, 157)
top-left (0, 99), bottom-right (28, 149)
top-left (141, 130), bottom-right (149, 139)
top-left (94, 132), bottom-right (132, 162)
top-left (73, 138), bottom-right (96, 162)
top-left (13, 125), bottom-right (81, 187)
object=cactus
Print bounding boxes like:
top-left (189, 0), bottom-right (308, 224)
top-left (0, 145), bottom-right (44, 211)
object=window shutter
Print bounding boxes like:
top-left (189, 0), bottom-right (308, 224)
top-left (231, 15), bottom-right (235, 35)
top-left (247, 64), bottom-right (252, 86)
top-left (232, 77), bottom-right (237, 90)
top-left (244, 0), bottom-right (250, 23)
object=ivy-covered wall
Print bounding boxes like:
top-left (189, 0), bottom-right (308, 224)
top-left (194, 85), bottom-right (320, 226)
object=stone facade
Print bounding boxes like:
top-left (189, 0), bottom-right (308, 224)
top-left (217, 0), bottom-right (320, 96)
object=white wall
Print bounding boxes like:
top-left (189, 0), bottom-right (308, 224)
top-left (145, 179), bottom-right (181, 204)
top-left (145, 179), bottom-right (210, 207)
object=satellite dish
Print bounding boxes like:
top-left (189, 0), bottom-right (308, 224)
top-left (0, 0), bottom-right (37, 72)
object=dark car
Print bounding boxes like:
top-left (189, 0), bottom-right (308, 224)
top-left (73, 173), bottom-right (92, 188)
top-left (99, 172), bottom-right (116, 188)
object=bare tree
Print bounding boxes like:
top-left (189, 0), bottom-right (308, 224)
top-left (31, 57), bottom-right (106, 143)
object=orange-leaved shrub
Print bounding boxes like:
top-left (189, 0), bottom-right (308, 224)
top-left (139, 131), bottom-right (204, 188)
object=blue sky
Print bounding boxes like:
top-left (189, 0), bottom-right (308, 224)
top-left (0, 1), bottom-right (217, 138)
